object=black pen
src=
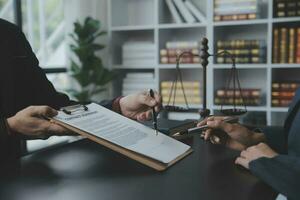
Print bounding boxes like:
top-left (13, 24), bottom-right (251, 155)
top-left (149, 89), bottom-right (158, 135)
top-left (172, 117), bottom-right (239, 138)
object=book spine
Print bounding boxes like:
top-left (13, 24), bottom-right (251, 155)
top-left (166, 0), bottom-right (183, 23)
top-left (280, 27), bottom-right (288, 63)
top-left (173, 0), bottom-right (197, 23)
top-left (288, 28), bottom-right (295, 64)
top-left (297, 28), bottom-right (300, 63)
top-left (273, 28), bottom-right (279, 63)
top-left (166, 41), bottom-right (199, 49)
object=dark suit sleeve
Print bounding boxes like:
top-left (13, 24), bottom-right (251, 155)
top-left (259, 126), bottom-right (287, 154)
top-left (13, 24), bottom-right (113, 110)
top-left (249, 155), bottom-right (300, 200)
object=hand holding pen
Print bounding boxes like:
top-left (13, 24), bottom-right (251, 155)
top-left (149, 89), bottom-right (158, 135)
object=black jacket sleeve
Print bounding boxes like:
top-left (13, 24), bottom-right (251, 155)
top-left (11, 21), bottom-right (113, 110)
top-left (260, 126), bottom-right (287, 154)
top-left (249, 155), bottom-right (300, 200)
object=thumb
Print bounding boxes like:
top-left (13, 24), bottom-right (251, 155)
top-left (31, 106), bottom-right (58, 118)
top-left (139, 93), bottom-right (157, 107)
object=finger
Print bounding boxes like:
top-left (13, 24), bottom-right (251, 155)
top-left (240, 150), bottom-right (249, 159)
top-left (137, 112), bottom-right (147, 121)
top-left (197, 118), bottom-right (208, 126)
top-left (210, 135), bottom-right (221, 144)
top-left (204, 129), bottom-right (213, 140)
top-left (207, 120), bottom-right (234, 133)
top-left (235, 157), bottom-right (249, 169)
top-left (30, 106), bottom-right (58, 118)
top-left (144, 110), bottom-right (153, 120)
top-left (138, 93), bottom-right (157, 107)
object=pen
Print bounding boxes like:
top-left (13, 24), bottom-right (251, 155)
top-left (149, 89), bottom-right (158, 135)
top-left (172, 117), bottom-right (238, 137)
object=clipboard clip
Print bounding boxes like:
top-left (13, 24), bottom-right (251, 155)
top-left (61, 104), bottom-right (88, 115)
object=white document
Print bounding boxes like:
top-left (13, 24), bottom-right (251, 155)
top-left (54, 103), bottom-right (191, 164)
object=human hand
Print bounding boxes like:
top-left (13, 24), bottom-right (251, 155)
top-left (7, 106), bottom-right (71, 139)
top-left (197, 116), bottom-right (265, 150)
top-left (235, 143), bottom-right (278, 169)
top-left (119, 90), bottom-right (162, 121)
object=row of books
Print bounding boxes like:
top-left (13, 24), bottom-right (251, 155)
top-left (122, 41), bottom-right (155, 67)
top-left (273, 27), bottom-right (300, 64)
top-left (216, 39), bottom-right (266, 64)
top-left (122, 73), bottom-right (156, 96)
top-left (165, 0), bottom-right (206, 24)
top-left (214, 88), bottom-right (262, 106)
top-left (273, 0), bottom-right (300, 18)
top-left (214, 0), bottom-right (259, 21)
top-left (161, 81), bottom-right (202, 105)
top-left (160, 41), bottom-right (200, 64)
top-left (272, 82), bottom-right (299, 107)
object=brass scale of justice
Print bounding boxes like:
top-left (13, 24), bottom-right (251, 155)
top-left (162, 37), bottom-right (248, 139)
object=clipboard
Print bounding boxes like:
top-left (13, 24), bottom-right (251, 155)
top-left (52, 104), bottom-right (193, 171)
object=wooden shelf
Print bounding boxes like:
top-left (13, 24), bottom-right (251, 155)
top-left (272, 17), bottom-right (300, 23)
top-left (271, 64), bottom-right (300, 68)
top-left (159, 64), bottom-right (201, 69)
top-left (111, 25), bottom-right (154, 31)
top-left (213, 64), bottom-right (267, 69)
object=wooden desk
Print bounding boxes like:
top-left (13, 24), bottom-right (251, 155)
top-left (0, 136), bottom-right (277, 200)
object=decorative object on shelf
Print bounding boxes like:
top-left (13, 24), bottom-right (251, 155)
top-left (69, 17), bottom-right (114, 102)
top-left (214, 0), bottom-right (258, 21)
top-left (160, 41), bottom-right (201, 64)
top-left (165, 0), bottom-right (206, 24)
top-left (200, 38), bottom-right (247, 117)
top-left (273, 0), bottom-right (300, 18)
top-left (163, 51), bottom-right (201, 113)
top-left (216, 39), bottom-right (266, 64)
top-left (122, 73), bottom-right (156, 96)
top-left (122, 41), bottom-right (155, 67)
top-left (273, 26), bottom-right (300, 64)
top-left (272, 82), bottom-right (300, 107)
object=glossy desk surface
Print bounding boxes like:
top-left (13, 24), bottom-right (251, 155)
top-left (0, 137), bottom-right (277, 200)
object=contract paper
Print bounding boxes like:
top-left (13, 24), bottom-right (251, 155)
top-left (54, 103), bottom-right (191, 164)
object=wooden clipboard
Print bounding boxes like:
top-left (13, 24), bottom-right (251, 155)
top-left (52, 118), bottom-right (193, 171)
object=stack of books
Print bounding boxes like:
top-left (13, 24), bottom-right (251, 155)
top-left (160, 81), bottom-right (201, 105)
top-left (272, 82), bottom-right (299, 107)
top-left (216, 40), bottom-right (266, 64)
top-left (165, 0), bottom-right (206, 24)
top-left (122, 73), bottom-right (156, 96)
top-left (273, 27), bottom-right (300, 64)
top-left (214, 88), bottom-right (261, 106)
top-left (160, 41), bottom-right (201, 64)
top-left (122, 42), bottom-right (155, 67)
top-left (214, 0), bottom-right (259, 21)
top-left (273, 0), bottom-right (300, 18)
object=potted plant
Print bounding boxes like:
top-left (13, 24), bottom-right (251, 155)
top-left (68, 17), bottom-right (114, 102)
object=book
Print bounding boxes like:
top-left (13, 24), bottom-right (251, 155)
top-left (272, 82), bottom-right (299, 107)
top-left (184, 0), bottom-right (206, 22)
top-left (161, 81), bottom-right (200, 88)
top-left (273, 28), bottom-right (279, 63)
top-left (53, 103), bottom-right (193, 171)
top-left (280, 27), bottom-right (288, 63)
top-left (160, 48), bottom-right (200, 57)
top-left (166, 41), bottom-right (199, 49)
top-left (297, 28), bottom-right (300, 63)
top-left (173, 0), bottom-right (197, 23)
top-left (289, 28), bottom-right (296, 64)
top-left (166, 0), bottom-right (183, 23)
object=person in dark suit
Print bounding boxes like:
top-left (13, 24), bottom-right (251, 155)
top-left (198, 92), bottom-right (300, 199)
top-left (0, 19), bottom-right (161, 161)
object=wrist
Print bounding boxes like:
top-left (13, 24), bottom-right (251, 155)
top-left (6, 116), bottom-right (18, 135)
top-left (251, 132), bottom-right (266, 145)
top-left (112, 96), bottom-right (124, 114)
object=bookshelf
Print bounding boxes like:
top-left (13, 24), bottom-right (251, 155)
top-left (107, 0), bottom-right (300, 127)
